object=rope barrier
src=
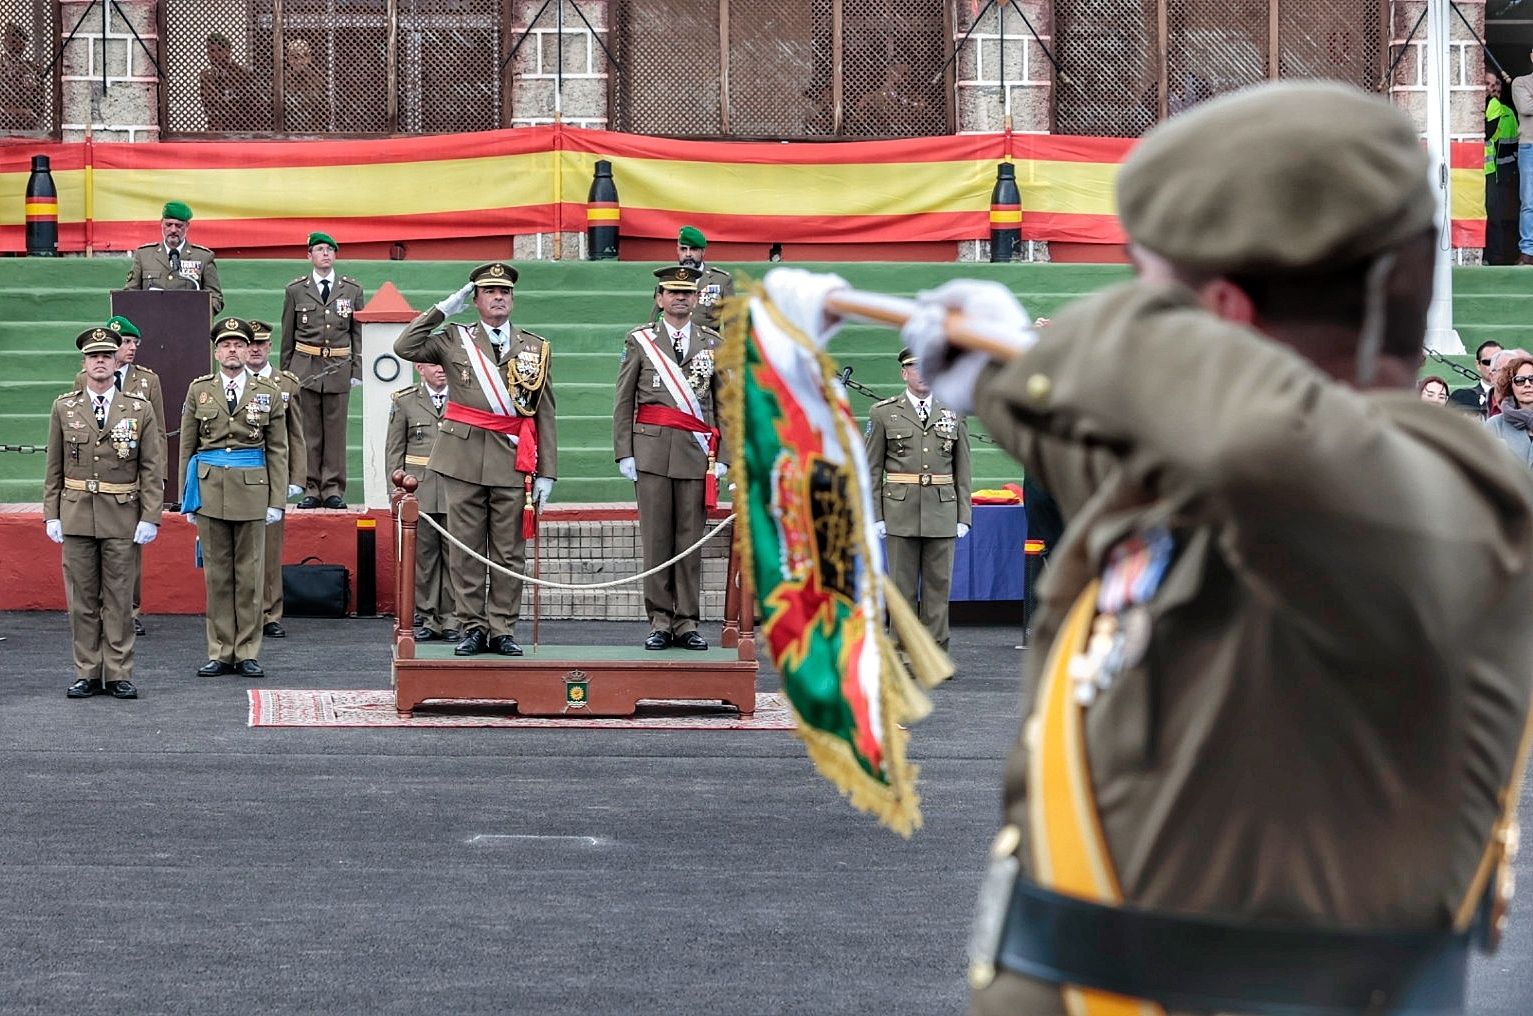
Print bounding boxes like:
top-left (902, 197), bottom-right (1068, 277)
top-left (410, 509), bottom-right (736, 589)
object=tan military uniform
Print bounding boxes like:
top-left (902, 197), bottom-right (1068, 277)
top-left (279, 272), bottom-right (364, 501)
top-left (865, 393), bottom-right (972, 649)
top-left (612, 320), bottom-right (726, 636)
top-left (178, 371), bottom-right (290, 664)
top-left (125, 242), bottom-right (223, 315)
top-left (694, 265), bottom-right (734, 331)
top-left (393, 307), bottom-right (557, 637)
top-left (42, 388), bottom-right (165, 685)
top-left (386, 383), bottom-right (456, 633)
top-left (967, 282), bottom-right (1533, 1015)
top-left (252, 366), bottom-right (306, 626)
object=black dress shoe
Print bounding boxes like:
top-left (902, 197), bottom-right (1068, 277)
top-left (106, 680), bottom-right (138, 699)
top-left (454, 628), bottom-right (487, 656)
top-left (263, 621), bottom-right (286, 638)
top-left (67, 678), bottom-right (102, 698)
top-left (414, 626), bottom-right (443, 642)
top-left (490, 635), bottom-right (523, 657)
top-left (133, 617), bottom-right (146, 636)
top-left (322, 495), bottom-right (347, 509)
top-left (297, 496), bottom-right (321, 509)
top-left (197, 660), bottom-right (232, 677)
top-left (644, 630), bottom-right (672, 651)
top-left (675, 631), bottom-right (709, 651)
top-left (444, 628), bottom-right (461, 641)
top-left (236, 659), bottom-right (265, 678)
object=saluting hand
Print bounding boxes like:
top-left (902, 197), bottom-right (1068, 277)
top-left (435, 282), bottom-right (476, 318)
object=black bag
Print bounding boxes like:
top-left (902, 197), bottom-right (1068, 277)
top-left (282, 556), bottom-right (350, 617)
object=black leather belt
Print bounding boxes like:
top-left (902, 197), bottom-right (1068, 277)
top-left (997, 878), bottom-right (1468, 1015)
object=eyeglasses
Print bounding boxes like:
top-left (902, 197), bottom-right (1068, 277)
top-left (1512, 376), bottom-right (1533, 386)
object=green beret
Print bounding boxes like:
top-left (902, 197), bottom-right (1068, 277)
top-left (307, 231), bottom-right (338, 251)
top-left (469, 261), bottom-right (518, 288)
top-left (76, 327), bottom-right (120, 355)
top-left (654, 265), bottom-right (702, 291)
top-left (1116, 81), bottom-right (1435, 275)
top-left (162, 201), bottom-right (193, 223)
top-left (678, 225), bottom-right (708, 248)
top-left (211, 317), bottom-right (254, 344)
top-left (105, 315), bottom-right (140, 339)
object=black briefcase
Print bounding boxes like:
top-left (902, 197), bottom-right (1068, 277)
top-left (282, 556), bottom-right (350, 618)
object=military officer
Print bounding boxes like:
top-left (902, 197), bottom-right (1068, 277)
top-left (246, 319), bottom-right (306, 639)
top-left (179, 317), bottom-right (289, 678)
top-left (886, 82), bottom-right (1533, 1015)
top-left (125, 201), bottom-right (223, 315)
top-left (864, 347), bottom-right (972, 651)
top-left (614, 265), bottom-right (729, 651)
top-left (43, 328), bottom-right (166, 699)
top-left (676, 226), bottom-right (734, 331)
top-left (386, 360), bottom-right (459, 642)
top-left (74, 314), bottom-right (165, 637)
top-left (279, 231), bottom-right (364, 509)
top-left (393, 262), bottom-right (557, 657)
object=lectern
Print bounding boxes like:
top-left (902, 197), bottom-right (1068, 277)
top-left (110, 289), bottom-right (214, 504)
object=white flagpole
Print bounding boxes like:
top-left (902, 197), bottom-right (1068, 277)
top-left (1424, 0), bottom-right (1465, 354)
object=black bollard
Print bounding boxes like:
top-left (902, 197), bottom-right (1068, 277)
top-left (989, 162), bottom-right (1021, 263)
top-left (586, 159), bottom-right (620, 260)
top-left (25, 155), bottom-right (58, 257)
top-left (356, 517), bottom-right (377, 617)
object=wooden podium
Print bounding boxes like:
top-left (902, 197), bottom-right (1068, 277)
top-left (111, 290), bottom-right (214, 504)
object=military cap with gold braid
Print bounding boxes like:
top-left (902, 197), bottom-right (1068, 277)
top-left (896, 346), bottom-right (917, 367)
top-left (76, 327), bottom-right (120, 355)
top-left (105, 315), bottom-right (140, 339)
top-left (470, 261), bottom-right (518, 288)
top-left (654, 265), bottom-right (703, 291)
top-left (1116, 80), bottom-right (1435, 275)
top-left (248, 319), bottom-right (274, 342)
top-left (211, 317), bottom-right (254, 344)
top-left (162, 200), bottom-right (193, 223)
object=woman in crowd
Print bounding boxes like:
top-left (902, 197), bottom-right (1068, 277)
top-left (1484, 353), bottom-right (1533, 466)
top-left (1417, 375), bottom-right (1450, 405)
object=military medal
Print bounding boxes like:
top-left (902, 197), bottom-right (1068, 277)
top-left (198, 391), bottom-right (210, 405)
top-left (335, 297), bottom-right (352, 317)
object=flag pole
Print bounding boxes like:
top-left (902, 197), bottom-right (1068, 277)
top-left (823, 289), bottom-right (1026, 361)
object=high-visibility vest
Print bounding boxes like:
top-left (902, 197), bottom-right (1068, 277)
top-left (1486, 97), bottom-right (1518, 177)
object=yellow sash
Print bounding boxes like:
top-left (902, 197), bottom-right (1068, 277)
top-left (1027, 582), bottom-right (1165, 1016)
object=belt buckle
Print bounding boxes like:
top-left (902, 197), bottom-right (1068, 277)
top-left (321, 346), bottom-right (333, 358)
top-left (85, 479), bottom-right (99, 493)
top-left (920, 473), bottom-right (931, 486)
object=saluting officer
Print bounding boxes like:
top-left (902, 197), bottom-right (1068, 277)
top-left (386, 360), bottom-right (458, 643)
top-left (896, 82), bottom-right (1533, 1015)
top-left (614, 265), bottom-right (728, 651)
top-left (246, 319), bottom-right (306, 639)
top-left (125, 200), bottom-right (223, 315)
top-left (864, 347), bottom-right (972, 651)
top-left (74, 314), bottom-right (165, 637)
top-left (179, 318), bottom-right (289, 679)
top-left (279, 232), bottom-right (363, 509)
top-left (393, 262), bottom-right (557, 657)
top-left (676, 226), bottom-right (734, 332)
top-left (43, 327), bottom-right (166, 700)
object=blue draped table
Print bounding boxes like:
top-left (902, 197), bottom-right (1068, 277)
top-left (953, 504), bottom-right (1028, 601)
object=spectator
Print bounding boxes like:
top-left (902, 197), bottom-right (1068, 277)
top-left (1486, 69), bottom-right (1520, 266)
top-left (199, 33), bottom-right (265, 132)
top-left (1447, 339), bottom-right (1501, 417)
top-left (854, 61), bottom-right (929, 133)
top-left (283, 37), bottom-right (326, 132)
top-left (1510, 50), bottom-right (1533, 263)
top-left (1484, 353), bottom-right (1533, 466)
top-left (1417, 375), bottom-right (1450, 405)
top-left (1488, 347), bottom-right (1533, 419)
top-left (0, 22), bottom-right (42, 131)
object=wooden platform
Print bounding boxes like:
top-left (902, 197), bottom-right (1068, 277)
top-left (389, 474), bottom-right (758, 719)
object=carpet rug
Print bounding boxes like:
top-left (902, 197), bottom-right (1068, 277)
top-left (248, 688), bottom-right (794, 730)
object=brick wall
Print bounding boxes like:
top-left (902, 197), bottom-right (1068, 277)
top-left (58, 0), bottom-right (160, 142)
top-left (1388, 0), bottom-right (1485, 140)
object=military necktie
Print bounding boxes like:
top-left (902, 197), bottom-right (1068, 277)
top-left (917, 400), bottom-right (929, 424)
top-left (490, 327), bottom-right (505, 360)
top-left (672, 330), bottom-right (686, 361)
top-left (94, 394), bottom-right (107, 429)
top-left (226, 379), bottom-right (238, 414)
top-left (169, 247), bottom-right (180, 274)
top-left (320, 278), bottom-right (331, 303)
top-left (113, 369), bottom-right (123, 391)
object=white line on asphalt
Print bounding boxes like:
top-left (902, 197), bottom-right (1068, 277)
top-left (466, 834), bottom-right (610, 847)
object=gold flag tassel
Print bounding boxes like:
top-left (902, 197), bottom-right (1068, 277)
top-left (883, 575), bottom-right (955, 693)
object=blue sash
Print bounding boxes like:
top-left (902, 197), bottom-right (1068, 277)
top-left (181, 448), bottom-right (266, 515)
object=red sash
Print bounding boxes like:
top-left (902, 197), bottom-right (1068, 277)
top-left (444, 401), bottom-right (541, 536)
top-left (635, 403), bottom-right (720, 508)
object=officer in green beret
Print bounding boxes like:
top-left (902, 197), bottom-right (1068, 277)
top-left (125, 201), bottom-right (223, 315)
top-left (676, 225), bottom-right (734, 331)
top-left (43, 327), bottom-right (165, 699)
top-left (179, 317), bottom-right (289, 679)
top-left (245, 318), bottom-right (306, 639)
top-left (881, 80), bottom-right (1533, 1014)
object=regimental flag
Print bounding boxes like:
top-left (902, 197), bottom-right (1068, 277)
top-left (718, 275), bottom-right (950, 837)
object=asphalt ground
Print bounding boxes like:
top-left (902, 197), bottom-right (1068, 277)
top-left (1, 611), bottom-right (1530, 1016)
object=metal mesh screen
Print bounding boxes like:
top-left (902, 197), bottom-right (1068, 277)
top-left (1055, 0), bottom-right (1384, 137)
top-left (162, 3), bottom-right (274, 133)
top-left (397, 0), bottom-right (502, 134)
top-left (0, 0), bottom-right (57, 135)
top-left (612, 0), bottom-right (948, 139)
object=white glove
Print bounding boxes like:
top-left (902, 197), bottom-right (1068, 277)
top-left (287, 484), bottom-right (304, 498)
top-left (349, 378), bottom-right (362, 388)
top-left (874, 520), bottom-right (886, 538)
top-left (44, 519), bottom-right (63, 544)
top-left (533, 476), bottom-right (555, 509)
top-left (617, 457), bottom-right (637, 482)
top-left (956, 522), bottom-right (970, 539)
top-left (762, 267), bottom-right (851, 349)
top-left (434, 282), bottom-right (476, 318)
top-left (265, 507), bottom-right (283, 525)
top-left (712, 462), bottom-right (728, 480)
top-left (133, 521), bottom-right (158, 545)
top-left (901, 280), bottom-right (1038, 416)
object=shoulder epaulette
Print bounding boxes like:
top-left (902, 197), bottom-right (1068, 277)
top-left (288, 275), bottom-right (308, 287)
top-left (341, 275), bottom-right (359, 285)
top-left (135, 242), bottom-right (159, 251)
top-left (188, 243), bottom-right (214, 255)
top-left (519, 328), bottom-right (548, 343)
top-left (132, 364), bottom-right (158, 376)
top-left (698, 324), bottom-right (722, 337)
top-left (391, 386), bottom-right (413, 401)
top-left (120, 390), bottom-right (149, 403)
top-left (55, 390), bottom-right (80, 404)
top-left (251, 373), bottom-right (280, 388)
top-left (281, 369), bottom-right (301, 384)
top-left (872, 396), bottom-right (899, 408)
top-left (194, 372), bottom-right (216, 383)
top-left (709, 266), bottom-right (733, 279)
